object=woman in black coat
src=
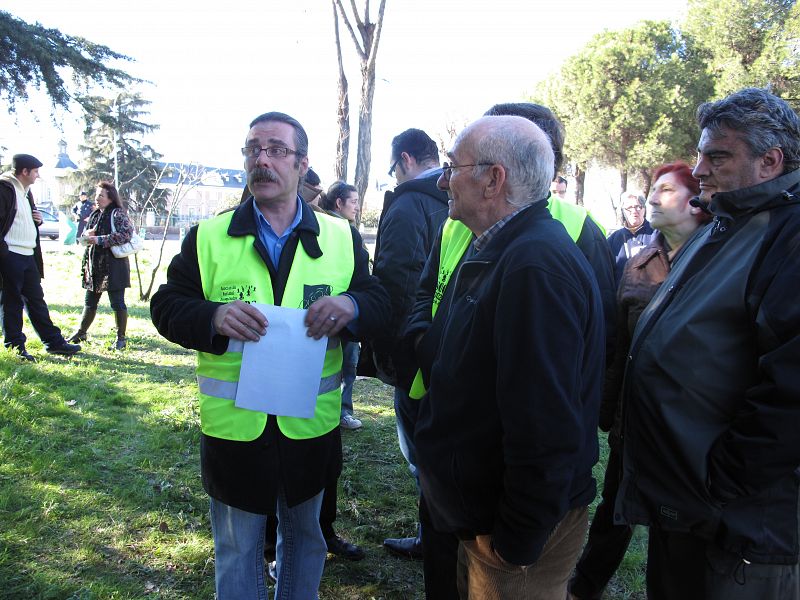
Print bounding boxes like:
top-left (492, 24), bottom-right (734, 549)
top-left (68, 181), bottom-right (133, 350)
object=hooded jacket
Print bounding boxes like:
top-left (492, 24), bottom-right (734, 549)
top-left (365, 170), bottom-right (449, 386)
top-left (616, 168), bottom-right (800, 565)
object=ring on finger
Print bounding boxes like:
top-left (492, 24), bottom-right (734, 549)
top-left (329, 315), bottom-right (337, 322)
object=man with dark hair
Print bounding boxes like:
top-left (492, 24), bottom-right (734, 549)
top-left (299, 167), bottom-right (323, 206)
top-left (72, 190), bottom-right (93, 239)
top-left (616, 88), bottom-right (800, 599)
top-left (364, 127), bottom-right (449, 560)
top-left (0, 154), bottom-right (80, 361)
top-left (552, 176), bottom-right (568, 199)
top-left (151, 112), bottom-right (388, 599)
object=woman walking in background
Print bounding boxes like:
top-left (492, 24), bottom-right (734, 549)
top-left (69, 181), bottom-right (133, 350)
top-left (321, 181), bottom-right (362, 429)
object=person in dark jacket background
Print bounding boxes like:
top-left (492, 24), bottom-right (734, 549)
top-left (616, 88), bottom-right (800, 599)
top-left (416, 115), bottom-right (604, 599)
top-left (367, 128), bottom-right (450, 560)
top-left (606, 190), bottom-right (656, 285)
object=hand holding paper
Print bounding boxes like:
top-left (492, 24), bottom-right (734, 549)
top-left (305, 295), bottom-right (355, 340)
top-left (213, 300), bottom-right (268, 341)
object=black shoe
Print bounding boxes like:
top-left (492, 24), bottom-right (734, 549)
top-left (326, 535), bottom-right (366, 561)
top-left (46, 341), bottom-right (81, 356)
top-left (383, 536), bottom-right (423, 560)
top-left (15, 346), bottom-right (36, 362)
top-left (266, 560), bottom-right (277, 583)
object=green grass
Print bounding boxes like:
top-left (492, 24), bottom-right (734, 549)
top-left (0, 241), bottom-right (645, 599)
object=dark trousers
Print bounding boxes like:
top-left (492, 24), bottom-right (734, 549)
top-left (420, 493), bottom-right (459, 599)
top-left (570, 433), bottom-right (633, 598)
top-left (647, 527), bottom-right (800, 600)
top-left (84, 289), bottom-right (127, 311)
top-left (0, 252), bottom-right (63, 349)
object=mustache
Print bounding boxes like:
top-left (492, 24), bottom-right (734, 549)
top-left (248, 168), bottom-right (279, 186)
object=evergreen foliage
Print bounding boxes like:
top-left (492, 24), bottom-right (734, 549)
top-left (0, 10), bottom-right (134, 112)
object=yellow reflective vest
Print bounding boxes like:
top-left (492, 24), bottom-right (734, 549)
top-left (195, 210), bottom-right (354, 441)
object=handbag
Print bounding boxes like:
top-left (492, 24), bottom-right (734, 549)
top-left (109, 209), bottom-right (144, 258)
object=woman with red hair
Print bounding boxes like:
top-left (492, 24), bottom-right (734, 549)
top-left (570, 162), bottom-right (713, 600)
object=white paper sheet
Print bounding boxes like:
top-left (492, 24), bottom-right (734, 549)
top-left (235, 304), bottom-right (327, 418)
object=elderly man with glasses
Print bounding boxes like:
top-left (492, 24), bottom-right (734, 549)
top-left (414, 115), bottom-right (605, 599)
top-left (607, 189), bottom-right (656, 284)
top-left (151, 112), bottom-right (388, 599)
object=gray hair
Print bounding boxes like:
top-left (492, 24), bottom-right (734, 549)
top-left (249, 111), bottom-right (309, 167)
top-left (468, 116), bottom-right (554, 208)
top-left (697, 88), bottom-right (800, 174)
top-left (620, 190), bottom-right (646, 207)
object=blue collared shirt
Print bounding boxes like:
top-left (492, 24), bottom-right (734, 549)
top-left (252, 197), bottom-right (360, 324)
top-left (253, 196), bottom-right (304, 268)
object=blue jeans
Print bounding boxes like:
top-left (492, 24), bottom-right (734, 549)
top-left (210, 489), bottom-right (326, 600)
top-left (340, 342), bottom-right (360, 417)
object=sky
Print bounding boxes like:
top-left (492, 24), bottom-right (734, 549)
top-left (1, 0), bottom-right (687, 200)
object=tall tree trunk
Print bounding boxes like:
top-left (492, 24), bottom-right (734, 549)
top-left (333, 0), bottom-right (387, 221)
top-left (333, 0), bottom-right (349, 181)
top-left (353, 61), bottom-right (375, 207)
top-left (574, 164), bottom-right (586, 206)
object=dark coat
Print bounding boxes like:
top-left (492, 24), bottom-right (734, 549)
top-left (81, 208), bottom-right (132, 293)
top-left (414, 201), bottom-right (605, 567)
top-left (150, 198), bottom-right (389, 512)
top-left (363, 170), bottom-right (449, 386)
top-left (598, 232), bottom-right (672, 431)
top-left (606, 220), bottom-right (657, 285)
top-left (616, 169), bottom-right (800, 565)
top-left (0, 178), bottom-right (44, 285)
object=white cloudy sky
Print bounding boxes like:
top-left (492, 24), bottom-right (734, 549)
top-left (1, 0), bottom-right (687, 191)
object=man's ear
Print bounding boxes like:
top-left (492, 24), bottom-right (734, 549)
top-left (760, 147), bottom-right (784, 180)
top-left (401, 151), bottom-right (416, 171)
top-left (483, 165), bottom-right (507, 200)
top-left (298, 156), bottom-right (310, 178)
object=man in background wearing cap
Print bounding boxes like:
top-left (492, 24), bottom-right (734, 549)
top-left (72, 190), bottom-right (94, 239)
top-left (0, 154), bottom-right (81, 361)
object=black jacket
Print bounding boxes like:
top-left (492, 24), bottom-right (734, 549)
top-left (414, 202), bottom-right (605, 566)
top-left (150, 198), bottom-right (389, 512)
top-left (616, 169), bottom-right (800, 565)
top-left (364, 170), bottom-right (449, 386)
top-left (607, 220), bottom-right (656, 285)
top-left (0, 177), bottom-right (44, 285)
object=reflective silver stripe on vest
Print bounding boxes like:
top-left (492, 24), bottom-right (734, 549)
top-left (198, 375), bottom-right (239, 399)
top-left (198, 371), bottom-right (343, 400)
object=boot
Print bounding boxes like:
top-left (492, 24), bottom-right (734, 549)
top-left (67, 307), bottom-right (97, 343)
top-left (111, 309), bottom-right (128, 350)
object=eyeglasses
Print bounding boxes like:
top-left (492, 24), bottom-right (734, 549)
top-left (623, 205), bottom-right (644, 212)
top-left (388, 159), bottom-right (400, 177)
top-left (441, 161), bottom-right (494, 181)
top-left (241, 146), bottom-right (299, 159)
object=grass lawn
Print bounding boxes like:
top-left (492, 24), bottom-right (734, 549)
top-left (0, 240), bottom-right (646, 599)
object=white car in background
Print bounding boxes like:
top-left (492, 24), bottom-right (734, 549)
top-left (38, 210), bottom-right (60, 240)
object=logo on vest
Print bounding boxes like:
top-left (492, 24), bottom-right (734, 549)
top-left (303, 284), bottom-right (332, 308)
top-left (219, 284), bottom-right (257, 303)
